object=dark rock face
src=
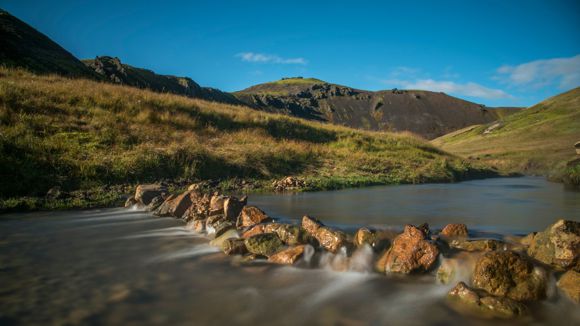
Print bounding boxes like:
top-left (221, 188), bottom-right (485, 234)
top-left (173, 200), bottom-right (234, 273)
top-left (447, 282), bottom-right (528, 319)
top-left (472, 251), bottom-right (546, 301)
top-left (376, 225), bottom-right (439, 274)
top-left (234, 79), bottom-right (518, 139)
top-left (527, 219), bottom-right (580, 271)
top-left (83, 56), bottom-right (242, 105)
top-left (135, 184), bottom-right (167, 206)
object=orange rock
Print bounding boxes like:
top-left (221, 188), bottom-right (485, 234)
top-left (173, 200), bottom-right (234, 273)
top-left (441, 223), bottom-right (469, 237)
top-left (302, 215), bottom-right (323, 235)
top-left (268, 245), bottom-right (306, 264)
top-left (377, 224), bottom-right (439, 274)
top-left (315, 227), bottom-right (348, 253)
top-left (237, 206), bottom-right (272, 228)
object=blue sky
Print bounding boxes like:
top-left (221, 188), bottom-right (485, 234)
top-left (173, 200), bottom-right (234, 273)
top-left (2, 0), bottom-right (579, 106)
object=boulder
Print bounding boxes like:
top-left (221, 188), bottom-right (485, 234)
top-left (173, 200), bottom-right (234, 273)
top-left (354, 228), bottom-right (376, 247)
top-left (268, 245), bottom-right (306, 265)
top-left (449, 239), bottom-right (503, 252)
top-left (182, 192), bottom-right (211, 222)
top-left (237, 206), bottom-right (272, 228)
top-left (441, 223), bottom-right (468, 238)
top-left (222, 238), bottom-right (248, 256)
top-left (376, 224), bottom-right (439, 274)
top-left (153, 194), bottom-right (176, 216)
top-left (520, 232), bottom-right (536, 246)
top-left (447, 282), bottom-right (528, 319)
top-left (209, 229), bottom-right (239, 248)
top-left (244, 233), bottom-right (284, 257)
top-left (153, 191), bottom-right (194, 218)
top-left (527, 219), bottom-right (580, 271)
top-left (472, 251), bottom-right (546, 301)
top-left (242, 224), bottom-right (267, 238)
top-left (191, 219), bottom-right (205, 233)
top-left (214, 220), bottom-right (235, 238)
top-left (209, 194), bottom-right (227, 212)
top-left (135, 184), bottom-right (167, 205)
top-left (314, 227), bottom-right (349, 253)
top-left (302, 215), bottom-right (323, 235)
top-left (145, 196), bottom-right (164, 211)
top-left (124, 196), bottom-right (137, 208)
top-left (557, 270), bottom-right (580, 303)
top-left (224, 196), bottom-right (247, 222)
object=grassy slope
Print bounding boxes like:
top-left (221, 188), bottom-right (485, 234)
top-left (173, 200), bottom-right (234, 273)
top-left (433, 87), bottom-right (580, 180)
top-left (0, 68), bottom-right (492, 210)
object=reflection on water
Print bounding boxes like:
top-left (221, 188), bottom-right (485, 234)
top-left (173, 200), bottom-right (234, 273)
top-left (0, 177), bottom-right (579, 325)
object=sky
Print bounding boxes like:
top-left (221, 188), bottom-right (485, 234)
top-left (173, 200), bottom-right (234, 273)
top-left (2, 0), bottom-right (580, 107)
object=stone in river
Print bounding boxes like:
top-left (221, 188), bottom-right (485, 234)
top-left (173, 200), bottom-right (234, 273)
top-left (237, 206), bottom-right (272, 228)
top-left (440, 223), bottom-right (468, 238)
top-left (222, 238), bottom-right (248, 256)
top-left (472, 251), bottom-right (546, 301)
top-left (224, 196), bottom-right (247, 222)
top-left (527, 219), bottom-right (580, 272)
top-left (449, 239), bottom-right (504, 252)
top-left (268, 245), bottom-right (307, 265)
top-left (314, 227), bottom-right (349, 253)
top-left (244, 233), bottom-right (284, 257)
top-left (557, 270), bottom-right (580, 303)
top-left (447, 282), bottom-right (528, 319)
top-left (135, 184), bottom-right (167, 205)
top-left (301, 215), bottom-right (323, 235)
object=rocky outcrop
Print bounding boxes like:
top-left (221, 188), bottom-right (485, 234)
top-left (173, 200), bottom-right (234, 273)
top-left (301, 215), bottom-right (323, 235)
top-left (244, 233), bottom-right (284, 257)
top-left (376, 225), bottom-right (439, 274)
top-left (268, 245), bottom-right (307, 265)
top-left (441, 223), bottom-right (468, 238)
top-left (153, 191), bottom-right (193, 218)
top-left (272, 177), bottom-right (306, 192)
top-left (557, 270), bottom-right (580, 303)
top-left (353, 228), bottom-right (377, 247)
top-left (447, 282), bottom-right (528, 319)
top-left (472, 251), bottom-right (546, 301)
top-left (135, 184), bottom-right (167, 206)
top-left (314, 227), bottom-right (349, 253)
top-left (237, 206), bottom-right (272, 228)
top-left (527, 219), bottom-right (579, 271)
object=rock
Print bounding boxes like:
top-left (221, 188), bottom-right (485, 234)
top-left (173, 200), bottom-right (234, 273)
top-left (242, 223), bottom-right (311, 246)
top-left (449, 239), bottom-right (504, 252)
top-left (417, 223), bottom-right (430, 237)
top-left (314, 227), bottom-right (349, 253)
top-left (135, 184), bottom-right (167, 205)
top-left (244, 233), bottom-right (284, 257)
top-left (214, 220), bottom-right (235, 238)
top-left (145, 196), bottom-right (164, 211)
top-left (222, 238), bottom-right (248, 256)
top-left (447, 282), bottom-right (528, 319)
top-left (272, 176), bottom-right (306, 192)
top-left (268, 245), bottom-right (306, 265)
top-left (224, 196), bottom-right (247, 222)
top-left (182, 192), bottom-right (211, 222)
top-left (353, 228), bottom-right (377, 247)
top-left (557, 270), bottom-right (580, 303)
top-left (436, 252), bottom-right (479, 284)
top-left (209, 194), bottom-right (227, 212)
top-left (237, 206), bottom-right (272, 228)
top-left (527, 219), bottom-right (580, 271)
top-left (520, 232), bottom-right (536, 246)
top-left (209, 229), bottom-right (239, 248)
top-left (441, 223), bottom-right (468, 238)
top-left (154, 191), bottom-right (193, 218)
top-left (152, 194), bottom-right (176, 216)
top-left (242, 224), bottom-right (267, 238)
top-left (472, 251), bottom-right (546, 301)
top-left (377, 224), bottom-right (439, 274)
top-left (190, 219), bottom-right (205, 233)
top-left (302, 215), bottom-right (323, 235)
top-left (124, 196), bottom-right (137, 208)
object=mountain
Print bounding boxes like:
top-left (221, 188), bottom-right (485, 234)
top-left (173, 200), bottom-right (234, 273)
top-left (234, 77), bottom-right (521, 139)
top-left (0, 9), bottom-right (98, 79)
top-left (82, 56), bottom-right (241, 105)
top-left (433, 87), bottom-right (580, 181)
top-left (0, 67), bottom-right (492, 210)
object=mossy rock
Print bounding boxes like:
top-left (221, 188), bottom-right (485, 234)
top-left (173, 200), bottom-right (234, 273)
top-left (244, 233), bottom-right (284, 257)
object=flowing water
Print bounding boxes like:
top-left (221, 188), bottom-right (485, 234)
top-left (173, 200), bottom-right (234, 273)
top-left (0, 177), bottom-right (579, 325)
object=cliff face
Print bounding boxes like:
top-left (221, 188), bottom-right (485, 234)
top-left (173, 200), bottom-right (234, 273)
top-left (235, 78), bottom-right (519, 139)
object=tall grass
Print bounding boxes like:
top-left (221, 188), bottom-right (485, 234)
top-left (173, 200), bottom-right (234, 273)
top-left (0, 68), bottom-right (488, 209)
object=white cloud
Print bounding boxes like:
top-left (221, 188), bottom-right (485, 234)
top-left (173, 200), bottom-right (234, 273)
top-left (236, 52), bottom-right (307, 65)
top-left (384, 78), bottom-right (512, 99)
top-left (496, 54), bottom-right (580, 89)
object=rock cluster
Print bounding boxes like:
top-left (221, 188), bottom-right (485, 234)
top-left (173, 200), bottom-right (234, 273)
top-left (126, 185), bottom-right (580, 319)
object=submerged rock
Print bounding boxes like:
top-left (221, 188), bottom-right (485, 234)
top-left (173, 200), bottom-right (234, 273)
top-left (222, 238), bottom-right (248, 256)
top-left (527, 219), bottom-right (580, 271)
top-left (209, 229), bottom-right (239, 248)
top-left (447, 282), bottom-right (528, 319)
top-left (135, 184), bottom-right (167, 205)
top-left (301, 215), bottom-right (323, 235)
top-left (449, 239), bottom-right (504, 252)
top-left (244, 233), bottom-right (284, 257)
top-left (441, 223), bottom-right (468, 238)
top-left (314, 227), bottom-right (349, 253)
top-left (237, 206), bottom-right (272, 228)
top-left (472, 251), bottom-right (546, 301)
top-left (268, 245), bottom-right (307, 265)
top-left (377, 224), bottom-right (439, 274)
top-left (557, 270), bottom-right (580, 303)
top-left (354, 228), bottom-right (376, 247)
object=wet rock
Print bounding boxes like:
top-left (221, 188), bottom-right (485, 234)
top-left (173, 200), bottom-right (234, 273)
top-left (436, 252), bottom-right (479, 284)
top-left (557, 270), bottom-right (580, 303)
top-left (441, 223), bottom-right (468, 238)
top-left (244, 233), bottom-right (284, 257)
top-left (222, 238), bottom-right (248, 256)
top-left (124, 196), bottom-right (137, 208)
top-left (314, 227), bottom-right (349, 253)
top-left (302, 215), bottom-right (323, 235)
top-left (527, 219), bottom-right (580, 271)
top-left (135, 184), bottom-right (167, 205)
top-left (268, 245), bottom-right (306, 264)
top-left (191, 219), bottom-right (205, 233)
top-left (153, 191), bottom-right (194, 218)
top-left (472, 251), bottom-right (546, 301)
top-left (449, 239), bottom-right (504, 252)
top-left (377, 224), bottom-right (439, 274)
top-left (224, 196), bottom-right (247, 222)
top-left (152, 194), bottom-right (176, 216)
top-left (354, 228), bottom-right (377, 247)
top-left (447, 282), bottom-right (528, 319)
top-left (214, 220), bottom-right (235, 238)
top-left (417, 223), bottom-right (430, 237)
top-left (209, 194), bottom-right (227, 213)
top-left (209, 229), bottom-right (239, 248)
top-left (237, 206), bottom-right (272, 228)
top-left (520, 232), bottom-right (536, 246)
top-left (145, 196), bottom-right (164, 211)
top-left (182, 192), bottom-right (211, 222)
top-left (242, 224), bottom-right (267, 238)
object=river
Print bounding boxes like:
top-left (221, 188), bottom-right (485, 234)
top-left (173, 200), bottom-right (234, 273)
top-left (0, 177), bottom-right (579, 325)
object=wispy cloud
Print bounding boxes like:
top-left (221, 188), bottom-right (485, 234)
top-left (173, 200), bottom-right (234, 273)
top-left (496, 54), bottom-right (580, 89)
top-left (383, 77), bottom-right (512, 100)
top-left (236, 52), bottom-right (307, 65)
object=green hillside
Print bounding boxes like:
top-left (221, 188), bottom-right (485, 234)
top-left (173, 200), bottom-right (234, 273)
top-left (433, 87), bottom-right (580, 183)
